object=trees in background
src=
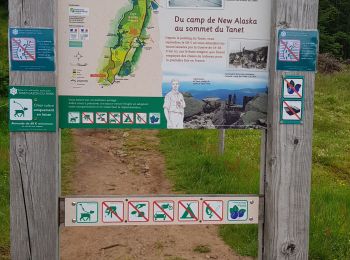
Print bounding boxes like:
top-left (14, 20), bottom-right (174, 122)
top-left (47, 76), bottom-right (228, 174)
top-left (318, 0), bottom-right (350, 60)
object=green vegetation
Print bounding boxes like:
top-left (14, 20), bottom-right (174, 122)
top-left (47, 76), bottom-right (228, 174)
top-left (159, 69), bottom-right (350, 259)
top-left (0, 98), bottom-right (10, 259)
top-left (61, 129), bottom-right (76, 195)
top-left (0, 6), bottom-right (8, 97)
top-left (319, 0), bottom-right (350, 59)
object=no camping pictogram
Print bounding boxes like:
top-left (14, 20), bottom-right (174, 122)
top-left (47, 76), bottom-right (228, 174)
top-left (102, 201), bottom-right (124, 223)
top-left (283, 77), bottom-right (303, 99)
top-left (278, 39), bottom-right (300, 62)
top-left (153, 201), bottom-right (174, 222)
top-left (122, 113), bottom-right (134, 124)
top-left (82, 112), bottom-right (94, 124)
top-left (202, 200), bottom-right (223, 221)
top-left (108, 112), bottom-right (121, 124)
top-left (11, 37), bottom-right (36, 61)
top-left (178, 200), bottom-right (199, 222)
top-left (128, 201), bottom-right (149, 222)
top-left (282, 100), bottom-right (302, 121)
top-left (136, 113), bottom-right (147, 124)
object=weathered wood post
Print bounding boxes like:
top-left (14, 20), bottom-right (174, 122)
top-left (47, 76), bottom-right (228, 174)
top-left (9, 0), bottom-right (59, 259)
top-left (263, 0), bottom-right (319, 259)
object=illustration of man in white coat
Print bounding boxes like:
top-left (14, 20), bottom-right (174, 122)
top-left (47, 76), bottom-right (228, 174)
top-left (163, 79), bottom-right (186, 129)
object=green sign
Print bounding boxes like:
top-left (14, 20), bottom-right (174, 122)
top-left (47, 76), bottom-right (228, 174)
top-left (59, 96), bottom-right (166, 129)
top-left (9, 28), bottom-right (55, 71)
top-left (9, 86), bottom-right (56, 132)
top-left (276, 29), bottom-right (319, 72)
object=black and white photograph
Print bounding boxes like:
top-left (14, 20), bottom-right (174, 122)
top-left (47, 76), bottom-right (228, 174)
top-left (228, 39), bottom-right (269, 70)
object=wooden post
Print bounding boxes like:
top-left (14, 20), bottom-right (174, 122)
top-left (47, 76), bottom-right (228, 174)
top-left (218, 129), bottom-right (225, 155)
top-left (9, 0), bottom-right (59, 259)
top-left (263, 0), bottom-right (319, 259)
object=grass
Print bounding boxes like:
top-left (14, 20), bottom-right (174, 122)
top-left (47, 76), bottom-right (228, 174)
top-left (0, 98), bottom-right (10, 259)
top-left (61, 129), bottom-right (76, 195)
top-left (158, 68), bottom-right (350, 259)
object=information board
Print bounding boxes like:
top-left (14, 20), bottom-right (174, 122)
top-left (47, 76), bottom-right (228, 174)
top-left (58, 0), bottom-right (271, 129)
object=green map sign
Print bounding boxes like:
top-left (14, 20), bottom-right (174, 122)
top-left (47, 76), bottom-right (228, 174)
top-left (8, 86), bottom-right (56, 132)
top-left (58, 0), bottom-right (272, 129)
top-left (276, 29), bottom-right (319, 72)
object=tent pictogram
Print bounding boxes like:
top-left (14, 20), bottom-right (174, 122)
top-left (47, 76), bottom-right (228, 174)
top-left (178, 200), bottom-right (199, 222)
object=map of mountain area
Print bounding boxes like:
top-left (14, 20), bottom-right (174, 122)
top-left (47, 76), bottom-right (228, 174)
top-left (99, 0), bottom-right (152, 85)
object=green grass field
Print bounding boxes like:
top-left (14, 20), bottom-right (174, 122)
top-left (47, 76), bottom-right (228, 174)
top-left (159, 69), bottom-right (350, 259)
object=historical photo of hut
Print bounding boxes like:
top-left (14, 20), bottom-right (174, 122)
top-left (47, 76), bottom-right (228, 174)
top-left (168, 0), bottom-right (223, 9)
top-left (228, 39), bottom-right (269, 70)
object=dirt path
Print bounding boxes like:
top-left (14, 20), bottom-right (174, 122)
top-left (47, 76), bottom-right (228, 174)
top-left (60, 129), bottom-right (253, 260)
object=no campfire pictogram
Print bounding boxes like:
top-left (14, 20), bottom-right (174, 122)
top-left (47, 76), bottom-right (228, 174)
top-left (178, 200), bottom-right (199, 222)
top-left (153, 201), bottom-right (174, 222)
top-left (202, 200), bottom-right (223, 221)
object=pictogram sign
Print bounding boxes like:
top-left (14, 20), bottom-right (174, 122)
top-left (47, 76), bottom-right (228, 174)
top-left (202, 200), bottom-right (223, 221)
top-left (122, 113), bottom-right (134, 124)
top-left (102, 201), bottom-right (124, 223)
top-left (153, 201), bottom-right (174, 222)
top-left (178, 200), bottom-right (199, 222)
top-left (227, 200), bottom-right (248, 221)
top-left (108, 112), bottom-right (121, 124)
top-left (281, 100), bottom-right (303, 124)
top-left (82, 112), bottom-right (94, 124)
top-left (128, 201), bottom-right (149, 222)
top-left (76, 202), bottom-right (98, 223)
top-left (136, 113), bottom-right (147, 124)
top-left (282, 76), bottom-right (304, 99)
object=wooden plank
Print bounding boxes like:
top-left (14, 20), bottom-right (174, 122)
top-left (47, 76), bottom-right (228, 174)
top-left (9, 0), bottom-right (59, 259)
top-left (263, 0), bottom-right (319, 259)
top-left (258, 130), bottom-right (267, 260)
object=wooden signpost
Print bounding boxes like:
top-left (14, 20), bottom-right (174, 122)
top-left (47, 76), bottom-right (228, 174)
top-left (8, 0), bottom-right (319, 259)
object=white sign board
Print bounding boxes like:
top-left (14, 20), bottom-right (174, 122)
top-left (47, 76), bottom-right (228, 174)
top-left (65, 195), bottom-right (259, 226)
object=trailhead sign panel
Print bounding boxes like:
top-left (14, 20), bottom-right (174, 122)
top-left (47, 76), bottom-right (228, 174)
top-left (58, 0), bottom-right (271, 129)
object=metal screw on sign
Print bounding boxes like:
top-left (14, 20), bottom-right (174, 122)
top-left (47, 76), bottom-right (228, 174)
top-left (71, 202), bottom-right (76, 206)
top-left (72, 219), bottom-right (76, 223)
top-left (249, 217), bottom-right (254, 221)
top-left (250, 200), bottom-right (254, 204)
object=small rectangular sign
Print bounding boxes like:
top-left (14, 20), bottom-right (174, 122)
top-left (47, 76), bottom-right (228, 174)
top-left (8, 86), bottom-right (56, 132)
top-left (282, 76), bottom-right (304, 99)
top-left (9, 28), bottom-right (55, 71)
top-left (64, 195), bottom-right (259, 226)
top-left (276, 29), bottom-right (318, 72)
